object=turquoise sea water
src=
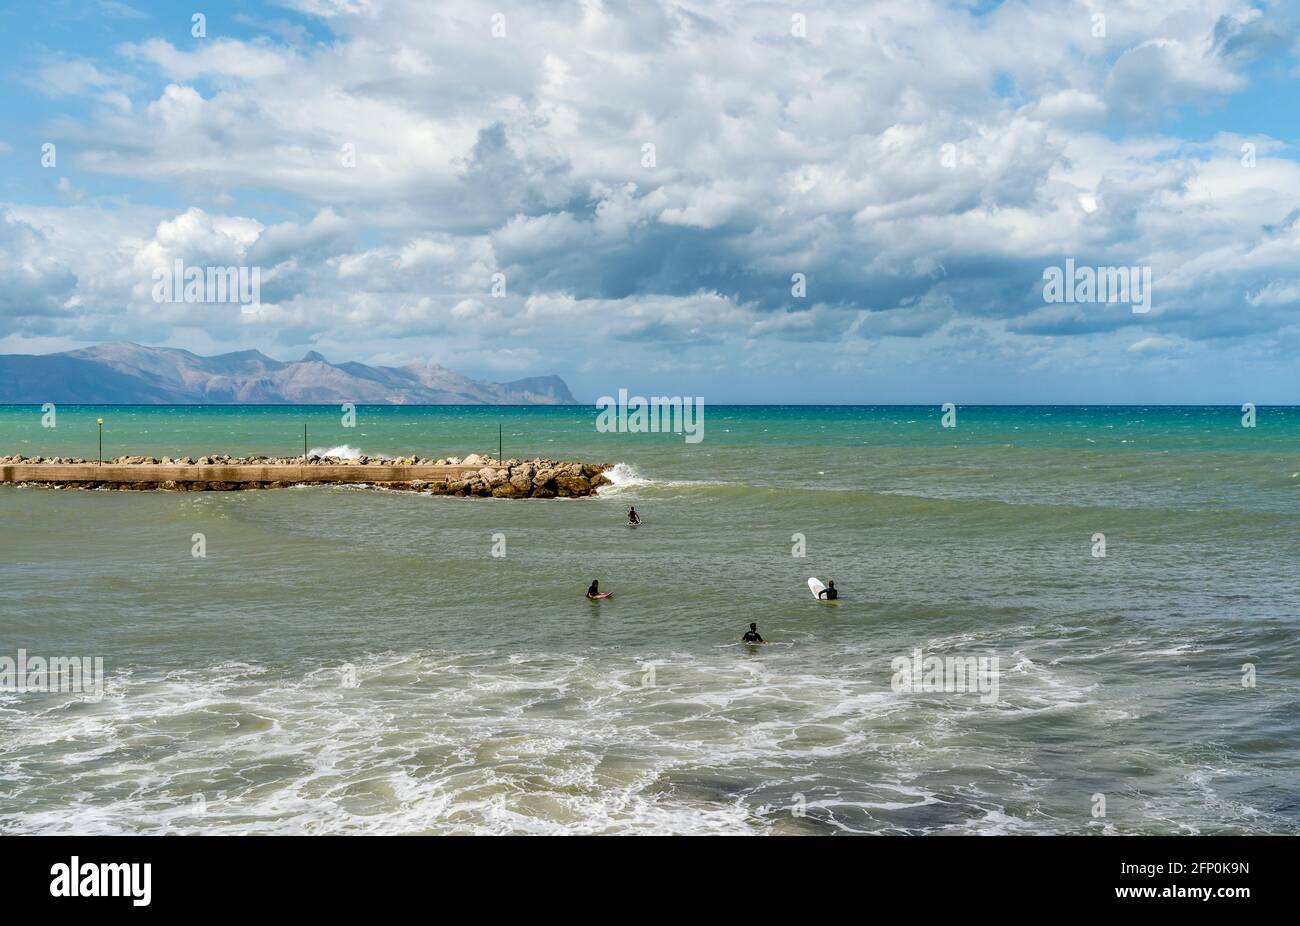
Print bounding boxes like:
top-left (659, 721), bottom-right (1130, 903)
top-left (2, 405), bottom-right (1298, 834)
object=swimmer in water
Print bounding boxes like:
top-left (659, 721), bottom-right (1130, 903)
top-left (628, 506), bottom-right (641, 525)
top-left (741, 622), bottom-right (764, 643)
top-left (818, 580), bottom-right (838, 600)
top-left (587, 580), bottom-right (612, 599)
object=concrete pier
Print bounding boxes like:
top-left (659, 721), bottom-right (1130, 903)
top-left (0, 459), bottom-right (611, 497)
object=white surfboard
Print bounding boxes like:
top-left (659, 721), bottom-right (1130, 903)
top-left (808, 577), bottom-right (827, 600)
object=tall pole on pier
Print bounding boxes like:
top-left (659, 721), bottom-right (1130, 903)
top-left (303, 423), bottom-right (308, 461)
top-left (97, 418), bottom-right (103, 465)
top-left (499, 422), bottom-right (503, 462)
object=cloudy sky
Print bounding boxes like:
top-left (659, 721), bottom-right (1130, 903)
top-left (1, 0), bottom-right (1298, 402)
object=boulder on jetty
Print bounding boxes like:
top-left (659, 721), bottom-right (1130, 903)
top-left (0, 454), bottom-right (611, 498)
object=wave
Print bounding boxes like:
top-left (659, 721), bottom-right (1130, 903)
top-left (309, 444), bottom-right (363, 460)
top-left (2, 644), bottom-right (1290, 835)
top-left (596, 462), bottom-right (740, 498)
top-left (0, 652), bottom-right (902, 835)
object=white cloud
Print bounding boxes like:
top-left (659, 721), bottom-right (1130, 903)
top-left (5, 0), bottom-right (1299, 398)
top-left (0, 211), bottom-right (80, 332)
top-left (30, 55), bottom-right (135, 97)
top-left (121, 39), bottom-right (296, 82)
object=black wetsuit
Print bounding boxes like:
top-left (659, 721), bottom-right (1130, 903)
top-left (742, 630), bottom-right (764, 643)
top-left (820, 587), bottom-right (838, 600)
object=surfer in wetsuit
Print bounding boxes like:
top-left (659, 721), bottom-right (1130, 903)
top-left (741, 623), bottom-right (764, 643)
top-left (627, 506), bottom-right (640, 525)
top-left (587, 580), bottom-right (611, 599)
top-left (819, 580), bottom-right (838, 600)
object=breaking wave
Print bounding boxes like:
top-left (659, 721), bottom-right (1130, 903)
top-left (309, 445), bottom-right (363, 460)
top-left (602, 462), bottom-right (652, 488)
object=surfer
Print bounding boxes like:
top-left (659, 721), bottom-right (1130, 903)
top-left (741, 623), bottom-right (764, 643)
top-left (818, 580), bottom-right (838, 600)
top-left (587, 580), bottom-right (612, 600)
top-left (627, 506), bottom-right (641, 525)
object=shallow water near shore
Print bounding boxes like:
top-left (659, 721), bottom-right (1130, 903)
top-left (2, 405), bottom-right (1299, 834)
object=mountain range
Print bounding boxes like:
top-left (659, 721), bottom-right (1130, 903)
top-left (0, 342), bottom-right (577, 405)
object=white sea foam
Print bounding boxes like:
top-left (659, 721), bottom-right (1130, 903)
top-left (0, 652), bottom-right (950, 835)
top-left (0, 646), bottom-right (1279, 836)
top-left (0, 632), bottom-right (1278, 836)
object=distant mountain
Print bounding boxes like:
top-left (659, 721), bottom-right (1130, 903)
top-left (0, 342), bottom-right (578, 405)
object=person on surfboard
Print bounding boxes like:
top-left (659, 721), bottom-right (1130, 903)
top-left (818, 580), bottom-right (838, 600)
top-left (587, 580), bottom-right (612, 599)
top-left (627, 506), bottom-right (641, 526)
top-left (741, 623), bottom-right (764, 643)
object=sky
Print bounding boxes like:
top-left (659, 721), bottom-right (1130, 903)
top-left (1, 0), bottom-right (1298, 403)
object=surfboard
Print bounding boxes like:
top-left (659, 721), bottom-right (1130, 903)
top-left (589, 592), bottom-right (612, 599)
top-left (808, 577), bottom-right (827, 600)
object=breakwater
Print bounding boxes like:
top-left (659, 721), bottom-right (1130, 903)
top-left (0, 453), bottom-right (610, 497)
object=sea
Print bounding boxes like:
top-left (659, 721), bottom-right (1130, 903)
top-left (1, 404), bottom-right (1297, 834)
